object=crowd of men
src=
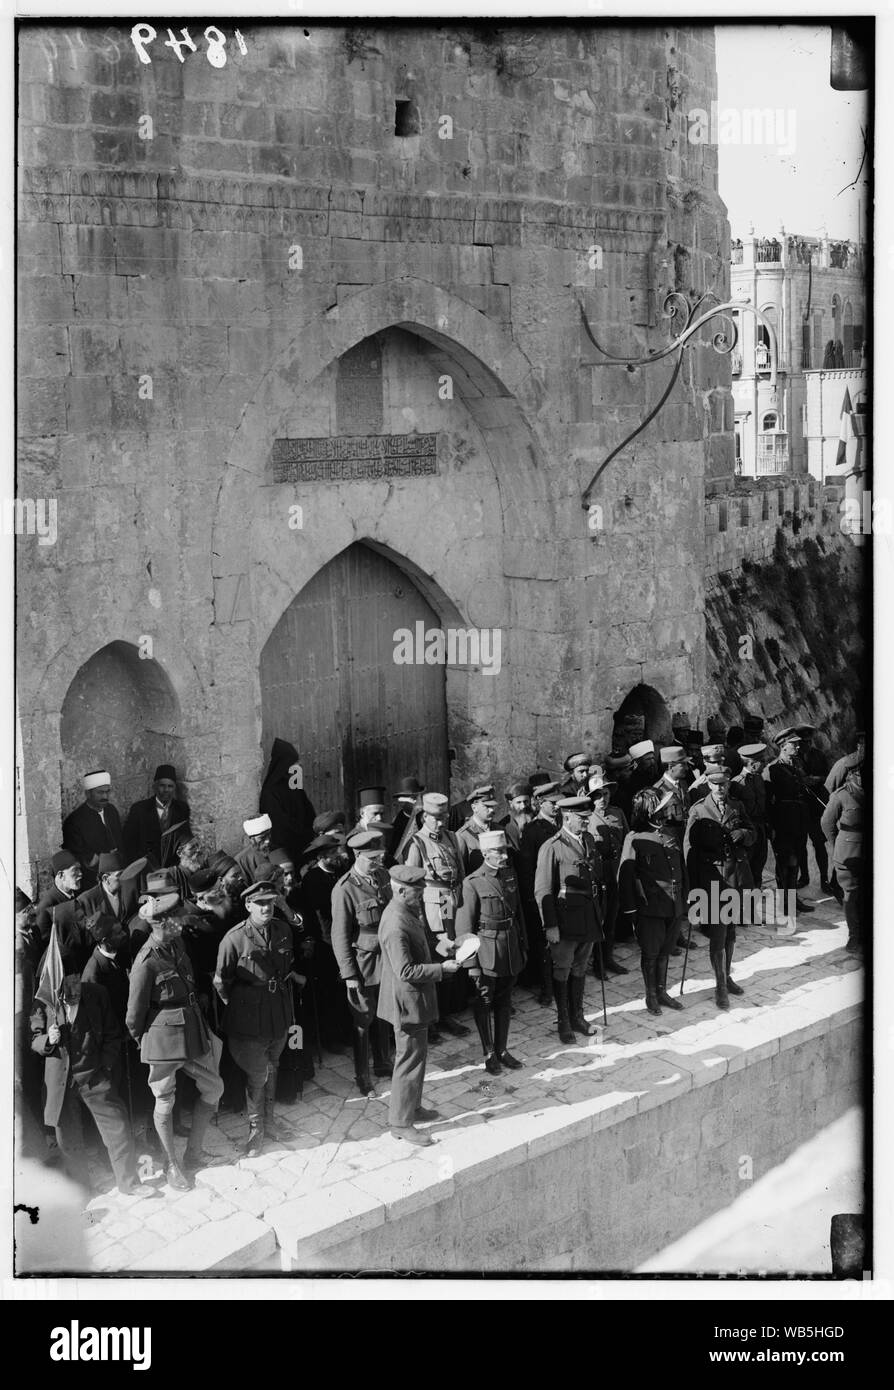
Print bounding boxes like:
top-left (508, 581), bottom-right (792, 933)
top-left (14, 722), bottom-right (865, 1203)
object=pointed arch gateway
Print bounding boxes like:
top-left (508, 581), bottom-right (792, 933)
top-left (260, 543), bottom-right (450, 815)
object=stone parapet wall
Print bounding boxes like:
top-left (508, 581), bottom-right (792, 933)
top-left (704, 477), bottom-right (846, 578)
top-left (272, 975), bottom-right (860, 1273)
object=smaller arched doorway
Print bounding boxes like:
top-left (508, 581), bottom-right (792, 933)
top-left (260, 543), bottom-right (450, 816)
top-left (60, 642), bottom-right (183, 819)
top-left (612, 683), bottom-right (673, 752)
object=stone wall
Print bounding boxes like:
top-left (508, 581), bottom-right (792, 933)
top-left (17, 21), bottom-right (731, 875)
top-left (704, 476), bottom-right (846, 578)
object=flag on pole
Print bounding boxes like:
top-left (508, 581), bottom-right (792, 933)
top-left (835, 387), bottom-right (853, 470)
top-left (35, 911), bottom-right (65, 1025)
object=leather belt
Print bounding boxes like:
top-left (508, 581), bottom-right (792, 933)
top-left (154, 992), bottom-right (197, 1009)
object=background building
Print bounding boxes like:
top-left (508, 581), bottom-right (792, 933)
top-left (730, 229), bottom-right (866, 478)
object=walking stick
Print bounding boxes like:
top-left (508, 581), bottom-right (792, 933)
top-left (679, 913), bottom-right (694, 995)
top-left (595, 941), bottom-right (608, 1028)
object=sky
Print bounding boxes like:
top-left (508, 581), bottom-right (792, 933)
top-left (714, 24), bottom-right (869, 243)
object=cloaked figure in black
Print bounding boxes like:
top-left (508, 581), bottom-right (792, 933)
top-left (259, 738), bottom-right (317, 863)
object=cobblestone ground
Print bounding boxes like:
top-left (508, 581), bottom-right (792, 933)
top-left (79, 886), bottom-right (861, 1272)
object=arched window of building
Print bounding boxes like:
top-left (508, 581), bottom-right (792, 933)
top-left (759, 411), bottom-right (787, 475)
top-left (843, 301), bottom-right (855, 365)
top-left (756, 305), bottom-right (777, 372)
top-left (832, 293), bottom-right (842, 344)
top-left (762, 411), bottom-right (778, 431)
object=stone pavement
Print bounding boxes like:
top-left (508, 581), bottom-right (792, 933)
top-left (77, 888), bottom-right (862, 1273)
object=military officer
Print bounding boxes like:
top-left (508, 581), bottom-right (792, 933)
top-left (235, 814), bottom-right (275, 885)
top-left (683, 770), bottom-right (756, 890)
top-left (455, 784), bottom-right (499, 874)
top-left (618, 788), bottom-right (688, 1017)
top-left (821, 762), bottom-right (864, 952)
top-left (403, 792), bottom-right (470, 1039)
top-left (795, 726), bottom-right (832, 893)
top-left (764, 729), bottom-right (815, 924)
top-left (213, 880), bottom-right (299, 1155)
top-left (518, 781), bottom-right (562, 1004)
top-left (330, 828), bottom-right (394, 1096)
top-left (377, 865), bottom-right (461, 1147)
top-left (652, 747), bottom-right (693, 849)
top-left (455, 828), bottom-right (527, 1074)
top-left (733, 743), bottom-right (770, 889)
top-left (126, 892), bottom-right (225, 1190)
top-left (62, 769), bottom-right (125, 890)
top-left (587, 769), bottom-right (630, 975)
top-left (683, 771), bottom-right (753, 999)
top-left (534, 796), bottom-right (604, 1044)
top-left (825, 731), bottom-right (865, 795)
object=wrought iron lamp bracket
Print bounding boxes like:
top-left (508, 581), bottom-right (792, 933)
top-left (579, 292), bottom-right (778, 509)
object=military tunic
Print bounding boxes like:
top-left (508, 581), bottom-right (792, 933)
top-left (330, 864), bottom-right (392, 986)
top-left (455, 863), bottom-right (527, 977)
top-left (126, 935), bottom-right (223, 1113)
top-left (455, 817), bottom-right (492, 875)
top-left (213, 916), bottom-right (294, 1040)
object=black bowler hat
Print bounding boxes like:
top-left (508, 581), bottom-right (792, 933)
top-left (395, 776), bottom-right (425, 798)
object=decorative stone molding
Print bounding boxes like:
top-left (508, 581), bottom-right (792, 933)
top-left (19, 166), bottom-right (667, 244)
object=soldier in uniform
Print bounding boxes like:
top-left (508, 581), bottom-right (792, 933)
top-left (618, 788), bottom-right (688, 1018)
top-left (732, 743), bottom-right (770, 889)
top-left (821, 762), bottom-right (864, 953)
top-left (455, 784), bottom-right (499, 875)
top-left (126, 892), bottom-right (225, 1190)
top-left (213, 881), bottom-right (299, 1154)
top-left (235, 814), bottom-right (275, 885)
top-left (587, 769), bottom-right (630, 975)
top-left (825, 731), bottom-right (865, 795)
top-left (518, 781), bottom-right (562, 1004)
top-left (455, 828), bottom-right (527, 1074)
top-left (330, 828), bottom-right (395, 1096)
top-left (764, 729), bottom-right (815, 925)
top-left (377, 865), bottom-right (461, 1147)
top-left (402, 793), bottom-right (470, 1040)
top-left (795, 726), bottom-right (832, 893)
top-left (683, 771), bottom-right (753, 1001)
top-left (534, 796), bottom-right (604, 1044)
top-left (62, 769), bottom-right (124, 890)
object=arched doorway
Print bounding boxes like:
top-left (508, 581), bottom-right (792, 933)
top-left (60, 641), bottom-right (183, 819)
top-left (612, 683), bottom-right (672, 752)
top-left (260, 543), bottom-right (449, 817)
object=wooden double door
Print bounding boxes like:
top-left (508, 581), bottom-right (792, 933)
top-left (260, 544), bottom-right (449, 818)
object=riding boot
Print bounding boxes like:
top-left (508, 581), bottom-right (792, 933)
top-left (472, 998), bottom-right (502, 1074)
top-left (552, 978), bottom-right (576, 1044)
top-left (371, 1019), bottom-right (394, 1078)
top-left (182, 1100), bottom-right (216, 1174)
top-left (538, 948), bottom-right (553, 1007)
top-left (568, 974), bottom-right (598, 1034)
top-left (656, 955), bottom-right (684, 1011)
top-left (725, 938), bottom-right (744, 995)
top-left (352, 1025), bottom-right (375, 1096)
top-left (711, 948), bottom-right (730, 1010)
top-left (641, 957), bottom-right (662, 1016)
top-left (154, 1110), bottom-right (191, 1191)
top-left (262, 1068), bottom-right (283, 1142)
top-left (494, 989), bottom-right (523, 1068)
